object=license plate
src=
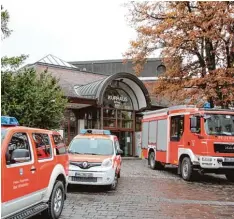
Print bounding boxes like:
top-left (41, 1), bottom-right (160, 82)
top-left (75, 172), bottom-right (93, 177)
top-left (224, 158), bottom-right (234, 162)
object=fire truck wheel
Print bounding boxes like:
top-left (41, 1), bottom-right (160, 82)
top-left (225, 171), bottom-right (234, 182)
top-left (149, 152), bottom-right (156, 169)
top-left (149, 152), bottom-right (164, 170)
top-left (181, 157), bottom-right (193, 181)
top-left (43, 180), bottom-right (65, 219)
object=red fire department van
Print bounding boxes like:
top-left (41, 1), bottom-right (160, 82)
top-left (141, 105), bottom-right (234, 181)
top-left (1, 116), bottom-right (69, 219)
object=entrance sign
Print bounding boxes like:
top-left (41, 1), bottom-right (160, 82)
top-left (104, 88), bottom-right (133, 110)
top-left (108, 95), bottom-right (128, 102)
top-left (107, 95), bottom-right (128, 108)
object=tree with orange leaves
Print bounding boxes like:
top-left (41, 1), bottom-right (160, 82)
top-left (124, 1), bottom-right (234, 108)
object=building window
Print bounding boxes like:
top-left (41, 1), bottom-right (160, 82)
top-left (103, 109), bottom-right (134, 129)
top-left (119, 111), bottom-right (133, 129)
top-left (85, 112), bottom-right (93, 129)
top-left (135, 116), bottom-right (142, 131)
top-left (103, 109), bottom-right (116, 128)
top-left (157, 65), bottom-right (166, 75)
top-left (104, 119), bottom-right (116, 128)
top-left (63, 109), bottom-right (77, 145)
top-left (103, 86), bottom-right (134, 130)
top-left (84, 109), bottom-right (100, 129)
top-left (103, 109), bottom-right (116, 118)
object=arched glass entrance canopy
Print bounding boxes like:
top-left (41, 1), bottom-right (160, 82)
top-left (74, 72), bottom-right (151, 111)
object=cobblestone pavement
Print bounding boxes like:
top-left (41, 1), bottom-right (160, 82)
top-left (35, 159), bottom-right (234, 219)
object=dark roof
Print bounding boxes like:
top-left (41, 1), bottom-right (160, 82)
top-left (69, 58), bottom-right (162, 64)
top-left (69, 58), bottom-right (165, 77)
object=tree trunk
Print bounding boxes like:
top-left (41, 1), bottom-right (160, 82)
top-left (230, 37), bottom-right (234, 68)
top-left (205, 38), bottom-right (216, 71)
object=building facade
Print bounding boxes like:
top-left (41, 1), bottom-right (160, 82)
top-left (30, 55), bottom-right (165, 156)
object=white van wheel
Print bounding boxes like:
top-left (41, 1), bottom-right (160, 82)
top-left (107, 174), bottom-right (118, 190)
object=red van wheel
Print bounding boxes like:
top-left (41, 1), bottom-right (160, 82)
top-left (42, 180), bottom-right (65, 219)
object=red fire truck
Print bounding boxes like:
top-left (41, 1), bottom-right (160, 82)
top-left (141, 105), bottom-right (234, 181)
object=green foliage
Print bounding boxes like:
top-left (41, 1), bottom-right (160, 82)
top-left (1, 55), bottom-right (29, 71)
top-left (1, 5), bottom-right (12, 40)
top-left (1, 68), bottom-right (68, 129)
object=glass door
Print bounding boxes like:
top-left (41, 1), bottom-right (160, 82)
top-left (63, 110), bottom-right (77, 145)
top-left (119, 131), bottom-right (133, 156)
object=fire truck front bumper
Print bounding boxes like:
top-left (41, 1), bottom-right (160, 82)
top-left (195, 156), bottom-right (234, 169)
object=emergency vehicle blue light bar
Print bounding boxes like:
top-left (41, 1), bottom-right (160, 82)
top-left (1, 116), bottom-right (19, 126)
top-left (80, 129), bottom-right (111, 135)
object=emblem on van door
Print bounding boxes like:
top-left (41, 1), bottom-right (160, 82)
top-left (19, 168), bottom-right (23, 175)
top-left (82, 162), bottom-right (88, 168)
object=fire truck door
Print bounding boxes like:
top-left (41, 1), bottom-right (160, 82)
top-left (169, 116), bottom-right (185, 165)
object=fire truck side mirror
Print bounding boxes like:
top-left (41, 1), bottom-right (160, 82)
top-left (190, 117), bottom-right (199, 133)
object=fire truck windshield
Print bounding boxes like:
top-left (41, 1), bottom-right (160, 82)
top-left (204, 114), bottom-right (234, 136)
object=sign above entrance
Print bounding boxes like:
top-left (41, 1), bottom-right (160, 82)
top-left (104, 88), bottom-right (133, 110)
top-left (108, 95), bottom-right (128, 102)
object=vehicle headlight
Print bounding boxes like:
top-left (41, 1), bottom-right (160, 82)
top-left (102, 158), bottom-right (112, 167)
top-left (68, 164), bottom-right (73, 171)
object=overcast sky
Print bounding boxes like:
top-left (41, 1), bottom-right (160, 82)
top-left (1, 0), bottom-right (142, 65)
